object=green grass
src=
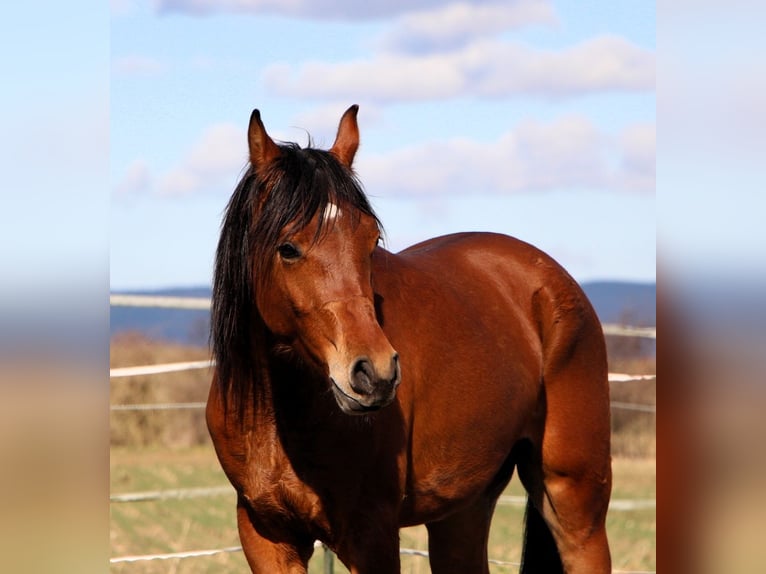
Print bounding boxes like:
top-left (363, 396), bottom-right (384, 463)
top-left (110, 446), bottom-right (654, 573)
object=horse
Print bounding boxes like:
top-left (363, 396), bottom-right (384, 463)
top-left (206, 105), bottom-right (613, 574)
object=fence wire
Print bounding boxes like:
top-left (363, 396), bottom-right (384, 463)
top-left (110, 294), bottom-right (655, 572)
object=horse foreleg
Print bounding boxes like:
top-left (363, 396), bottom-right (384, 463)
top-left (334, 513), bottom-right (401, 574)
top-left (342, 542), bottom-right (400, 574)
top-left (425, 497), bottom-right (496, 574)
top-left (236, 497), bottom-right (313, 574)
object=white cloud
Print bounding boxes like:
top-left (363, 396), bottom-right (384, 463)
top-left (156, 122), bottom-right (247, 195)
top-left (617, 123), bottom-right (655, 193)
top-left (355, 117), bottom-right (654, 196)
top-left (471, 36), bottom-right (654, 96)
top-left (155, 0), bottom-right (450, 19)
top-left (111, 0), bottom-right (138, 17)
top-left (119, 115), bottom-right (653, 199)
top-left (286, 103), bottom-right (384, 147)
top-left (118, 110), bottom-right (377, 197)
top-left (264, 56), bottom-right (463, 102)
top-left (112, 55), bottom-right (166, 76)
top-left (264, 35), bottom-right (654, 102)
top-left (114, 159), bottom-right (152, 195)
top-left (379, 0), bottom-right (557, 54)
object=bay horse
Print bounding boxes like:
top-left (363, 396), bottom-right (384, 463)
top-left (207, 106), bottom-right (612, 573)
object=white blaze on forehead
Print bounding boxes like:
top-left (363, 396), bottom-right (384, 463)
top-left (323, 202), bottom-right (341, 222)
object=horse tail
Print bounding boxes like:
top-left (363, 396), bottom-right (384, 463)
top-left (520, 497), bottom-right (564, 574)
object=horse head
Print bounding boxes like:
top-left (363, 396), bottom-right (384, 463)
top-left (213, 106), bottom-right (400, 415)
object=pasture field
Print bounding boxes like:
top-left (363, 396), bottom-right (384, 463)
top-left (111, 335), bottom-right (655, 572)
top-left (110, 447), bottom-right (655, 573)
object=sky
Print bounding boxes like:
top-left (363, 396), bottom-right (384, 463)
top-left (110, 0), bottom-right (656, 290)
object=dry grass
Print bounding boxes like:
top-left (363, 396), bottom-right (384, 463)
top-left (110, 335), bottom-right (655, 571)
top-left (608, 353), bottom-right (656, 459)
top-left (110, 334), bottom-right (656, 458)
top-left (111, 333), bottom-right (212, 447)
top-left (110, 446), bottom-right (654, 573)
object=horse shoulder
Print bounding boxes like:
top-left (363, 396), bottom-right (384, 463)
top-left (207, 371), bottom-right (333, 537)
top-left (206, 374), bottom-right (248, 487)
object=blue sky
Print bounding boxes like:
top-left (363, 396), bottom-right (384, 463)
top-left (111, 0), bottom-right (655, 290)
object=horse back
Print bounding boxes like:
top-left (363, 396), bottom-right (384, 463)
top-left (376, 231), bottom-right (604, 385)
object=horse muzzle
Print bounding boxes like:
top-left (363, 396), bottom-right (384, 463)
top-left (330, 353), bottom-right (400, 415)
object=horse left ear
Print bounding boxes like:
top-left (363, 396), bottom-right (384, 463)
top-left (329, 105), bottom-right (360, 168)
top-left (248, 109), bottom-right (281, 174)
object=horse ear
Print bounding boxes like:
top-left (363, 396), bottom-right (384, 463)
top-left (329, 105), bottom-right (360, 168)
top-left (248, 109), bottom-right (281, 173)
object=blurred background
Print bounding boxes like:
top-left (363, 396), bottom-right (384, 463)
top-left (2, 0), bottom-right (765, 573)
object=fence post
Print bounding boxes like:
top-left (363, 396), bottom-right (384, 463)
top-left (322, 543), bottom-right (334, 574)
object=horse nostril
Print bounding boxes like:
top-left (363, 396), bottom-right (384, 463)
top-left (349, 354), bottom-right (400, 396)
top-left (390, 353), bottom-right (400, 385)
top-left (350, 357), bottom-right (375, 395)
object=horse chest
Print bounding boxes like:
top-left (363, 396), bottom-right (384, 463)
top-left (240, 451), bottom-right (330, 536)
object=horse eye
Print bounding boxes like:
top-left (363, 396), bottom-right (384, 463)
top-left (277, 243), bottom-right (301, 260)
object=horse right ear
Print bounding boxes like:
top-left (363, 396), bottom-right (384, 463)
top-left (248, 109), bottom-right (281, 173)
top-left (330, 104), bottom-right (360, 168)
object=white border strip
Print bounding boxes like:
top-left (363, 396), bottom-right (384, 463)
top-left (111, 399), bottom-right (655, 413)
top-left (398, 548), bottom-right (654, 572)
top-left (609, 373), bottom-right (656, 382)
top-left (110, 485), bottom-right (655, 511)
top-left (399, 547), bottom-right (520, 567)
top-left (110, 359), bottom-right (213, 378)
top-left (111, 401), bottom-right (208, 412)
top-left (111, 486), bottom-right (233, 503)
top-left (610, 401), bottom-right (656, 413)
top-left (110, 546), bottom-right (242, 564)
top-left (110, 294), bottom-right (211, 310)
top-left (602, 324), bottom-right (656, 339)
top-left (109, 359), bottom-right (654, 384)
top-left (110, 294), bottom-right (655, 339)
top-left (110, 545), bottom-right (654, 573)
top-left (496, 495), bottom-right (656, 511)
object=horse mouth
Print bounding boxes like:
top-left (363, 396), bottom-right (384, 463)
top-left (329, 378), bottom-right (393, 415)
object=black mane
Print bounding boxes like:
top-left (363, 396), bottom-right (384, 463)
top-left (211, 143), bottom-right (380, 414)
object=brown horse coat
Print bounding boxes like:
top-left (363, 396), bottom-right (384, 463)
top-left (207, 106), bottom-right (612, 574)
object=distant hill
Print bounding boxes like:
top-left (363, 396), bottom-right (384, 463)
top-left (580, 281), bottom-right (656, 326)
top-left (110, 281), bottom-right (655, 346)
top-left (110, 287), bottom-right (212, 346)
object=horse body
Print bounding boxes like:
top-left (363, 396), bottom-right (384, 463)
top-left (207, 107), bottom-right (612, 573)
top-left (381, 233), bottom-right (553, 522)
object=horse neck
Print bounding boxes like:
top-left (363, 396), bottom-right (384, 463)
top-left (242, 324), bottom-right (373, 453)
top-left (246, 334), bottom-right (334, 430)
